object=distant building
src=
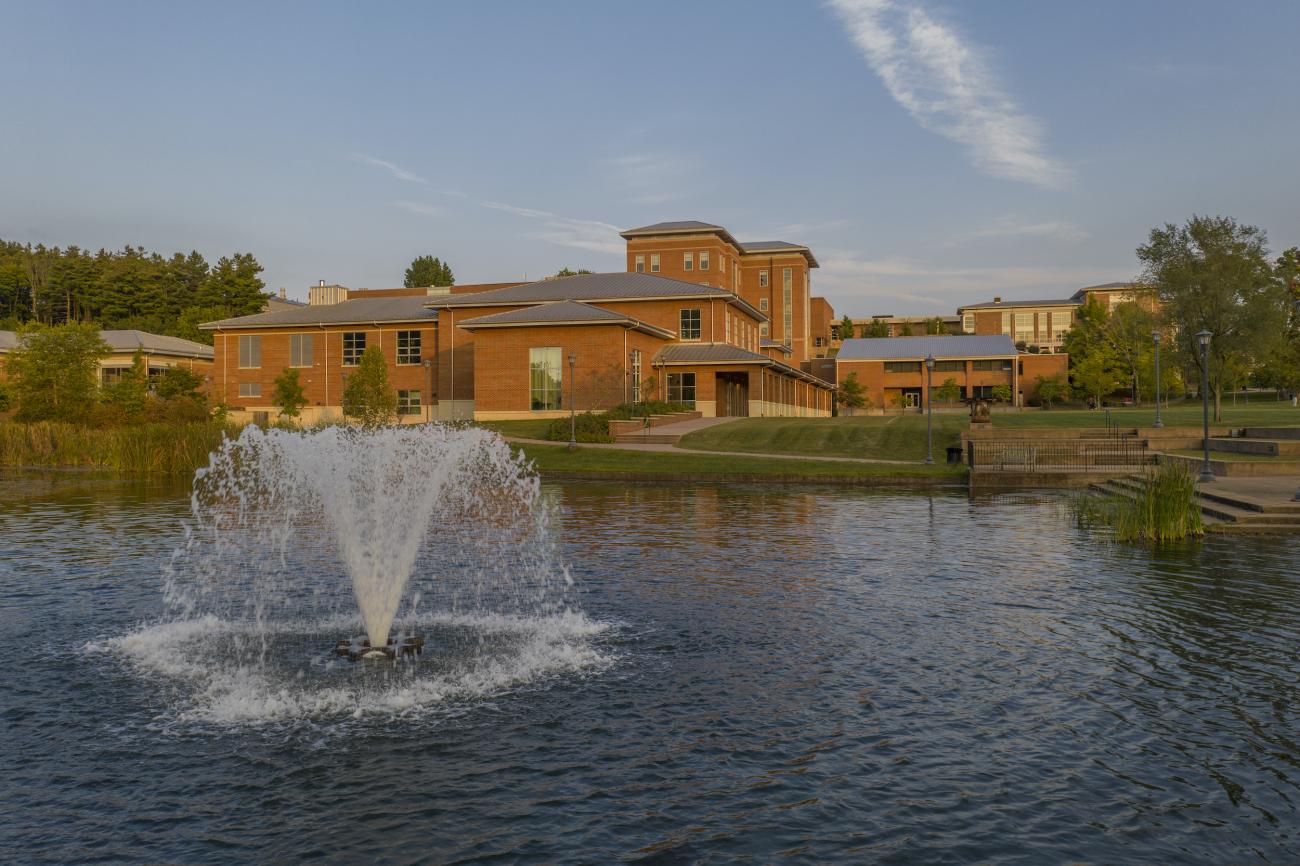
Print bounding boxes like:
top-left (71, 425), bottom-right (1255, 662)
top-left (841, 315), bottom-right (962, 340)
top-left (0, 328), bottom-right (213, 387)
top-left (955, 282), bottom-right (1152, 352)
top-left (835, 335), bottom-right (1067, 409)
top-left (262, 288), bottom-right (307, 313)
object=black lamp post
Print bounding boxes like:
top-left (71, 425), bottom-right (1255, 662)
top-left (1151, 330), bottom-right (1163, 429)
top-left (924, 353), bottom-right (935, 465)
top-left (1196, 330), bottom-right (1214, 483)
top-left (568, 352), bottom-right (577, 451)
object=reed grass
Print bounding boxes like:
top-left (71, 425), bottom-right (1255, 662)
top-left (1075, 461), bottom-right (1205, 542)
top-left (0, 421), bottom-right (236, 475)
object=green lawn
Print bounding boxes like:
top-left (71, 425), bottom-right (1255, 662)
top-left (514, 442), bottom-right (965, 479)
top-left (477, 418), bottom-right (555, 440)
top-left (674, 414), bottom-right (968, 462)
top-left (991, 401), bottom-right (1300, 430)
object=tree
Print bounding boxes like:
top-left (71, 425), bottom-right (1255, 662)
top-left (1070, 348), bottom-right (1124, 406)
top-left (1254, 247), bottom-right (1300, 395)
top-left (103, 350), bottom-right (150, 420)
top-left (935, 377), bottom-right (962, 403)
top-left (990, 383), bottom-right (1013, 403)
top-left (927, 316), bottom-right (948, 335)
top-left (554, 267), bottom-right (593, 277)
top-left (837, 372), bottom-right (867, 414)
top-left (154, 366), bottom-right (203, 401)
top-left (837, 314), bottom-right (855, 342)
top-left (7, 323), bottom-right (109, 422)
top-left (198, 253), bottom-right (266, 317)
top-left (864, 319), bottom-right (889, 338)
top-left (1035, 374), bottom-right (1066, 409)
top-left (273, 367), bottom-right (308, 419)
top-left (404, 255), bottom-right (454, 288)
top-left (341, 346), bottom-right (396, 425)
top-left (899, 321), bottom-right (914, 336)
top-left (1137, 216), bottom-right (1288, 420)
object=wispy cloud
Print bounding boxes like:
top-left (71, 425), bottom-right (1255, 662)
top-left (391, 200), bottom-right (443, 217)
top-left (947, 217), bottom-right (1089, 246)
top-left (482, 202), bottom-right (624, 256)
top-left (351, 153), bottom-right (428, 184)
top-left (604, 153), bottom-right (694, 205)
top-left (827, 0), bottom-right (1071, 189)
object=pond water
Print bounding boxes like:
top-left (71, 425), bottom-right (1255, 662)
top-left (2, 473), bottom-right (1298, 864)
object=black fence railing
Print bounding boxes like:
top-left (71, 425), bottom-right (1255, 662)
top-left (967, 438), bottom-right (1152, 472)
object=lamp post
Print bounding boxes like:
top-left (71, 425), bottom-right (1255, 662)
top-left (1196, 330), bottom-right (1214, 483)
top-left (423, 358), bottom-right (434, 423)
top-left (1151, 330), bottom-right (1163, 429)
top-left (568, 352), bottom-right (577, 451)
top-left (924, 354), bottom-right (935, 465)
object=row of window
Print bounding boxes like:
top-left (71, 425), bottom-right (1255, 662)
top-left (237, 331), bottom-right (423, 369)
top-left (634, 251), bottom-right (736, 275)
top-left (235, 383), bottom-right (423, 414)
top-left (882, 359), bottom-right (1013, 374)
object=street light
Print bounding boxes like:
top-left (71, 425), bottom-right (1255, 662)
top-left (1196, 330), bottom-right (1214, 483)
top-left (1151, 330), bottom-right (1163, 429)
top-left (924, 354), bottom-right (935, 465)
top-left (567, 352), bottom-right (577, 451)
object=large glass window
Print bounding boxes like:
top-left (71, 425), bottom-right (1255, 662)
top-left (529, 347), bottom-right (563, 410)
top-left (289, 334), bottom-right (312, 367)
top-left (238, 382), bottom-right (261, 398)
top-left (971, 359), bottom-right (1013, 372)
top-left (1000, 313), bottom-right (1011, 335)
top-left (782, 268), bottom-right (793, 346)
top-left (1014, 313), bottom-right (1033, 344)
top-left (630, 349), bottom-right (641, 402)
top-left (962, 313), bottom-right (976, 333)
top-left (679, 308), bottom-right (701, 340)
top-left (667, 372), bottom-right (696, 406)
top-left (934, 360), bottom-right (965, 372)
top-left (342, 332), bottom-right (366, 366)
top-left (238, 335), bottom-right (261, 368)
top-left (884, 361), bottom-right (922, 373)
top-left (397, 390), bottom-right (421, 415)
top-left (1051, 310), bottom-right (1072, 336)
top-left (396, 330), bottom-right (421, 365)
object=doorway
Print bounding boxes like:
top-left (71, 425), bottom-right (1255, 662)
top-left (716, 372), bottom-right (750, 417)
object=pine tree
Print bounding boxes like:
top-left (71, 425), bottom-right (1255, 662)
top-left (404, 255), bottom-right (455, 288)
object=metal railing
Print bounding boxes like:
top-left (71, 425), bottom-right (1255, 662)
top-left (967, 437), bottom-right (1152, 472)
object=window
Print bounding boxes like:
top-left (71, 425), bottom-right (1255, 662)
top-left (397, 330), bottom-right (421, 365)
top-left (238, 335), bottom-right (261, 368)
top-left (1014, 313), bottom-right (1033, 344)
top-left (720, 256), bottom-right (726, 273)
top-left (679, 308), bottom-right (701, 340)
top-left (650, 254), bottom-right (660, 273)
top-left (884, 361), bottom-right (922, 373)
top-left (342, 332), bottom-right (366, 366)
top-left (759, 298), bottom-right (769, 312)
top-left (815, 337), bottom-right (824, 347)
top-left (1051, 310), bottom-right (1072, 336)
top-left (683, 252), bottom-right (694, 271)
top-left (667, 372), bottom-right (696, 406)
top-left (238, 382), bottom-right (261, 398)
top-left (971, 359), bottom-right (1013, 372)
top-left (1001, 313), bottom-right (1011, 335)
top-left (397, 390), bottom-right (421, 415)
top-left (634, 254), bottom-right (645, 273)
top-left (758, 269), bottom-right (769, 288)
top-left (289, 334), bottom-right (312, 367)
top-left (699, 250), bottom-right (710, 271)
top-left (934, 360), bottom-right (965, 372)
top-left (725, 313), bottom-right (731, 343)
top-left (782, 268), bottom-right (793, 346)
top-left (761, 323), bottom-right (769, 337)
top-left (529, 347), bottom-right (563, 410)
top-left (962, 313), bottom-right (975, 334)
top-left (630, 349), bottom-right (641, 402)
top-left (971, 385), bottom-right (996, 400)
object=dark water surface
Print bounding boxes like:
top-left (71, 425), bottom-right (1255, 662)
top-left (2, 473), bottom-right (1299, 864)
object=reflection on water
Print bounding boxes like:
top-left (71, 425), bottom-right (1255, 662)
top-left (1, 472), bottom-right (1297, 864)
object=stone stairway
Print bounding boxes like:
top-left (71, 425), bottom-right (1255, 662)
top-left (610, 414), bottom-right (736, 445)
top-left (1091, 475), bottom-right (1300, 533)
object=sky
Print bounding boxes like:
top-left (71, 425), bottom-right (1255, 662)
top-left (2, 0), bottom-right (1298, 316)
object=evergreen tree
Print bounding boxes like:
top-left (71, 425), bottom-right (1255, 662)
top-left (341, 346), bottom-right (397, 425)
top-left (200, 253), bottom-right (266, 315)
top-left (553, 267), bottom-right (593, 277)
top-left (154, 366), bottom-right (203, 402)
top-left (104, 350), bottom-right (150, 420)
top-left (864, 319), bottom-right (889, 337)
top-left (8, 323), bottom-right (109, 422)
top-left (404, 255), bottom-right (455, 288)
top-left (837, 314), bottom-right (855, 341)
top-left (273, 368), bottom-right (309, 419)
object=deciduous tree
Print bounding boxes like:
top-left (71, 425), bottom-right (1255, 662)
top-left (273, 368), bottom-right (308, 419)
top-left (7, 323), bottom-right (109, 422)
top-left (341, 346), bottom-right (397, 426)
top-left (837, 372), bottom-right (867, 414)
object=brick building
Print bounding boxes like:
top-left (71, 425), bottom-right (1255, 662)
top-left (955, 282), bottom-right (1152, 352)
top-left (0, 328), bottom-right (213, 388)
top-left (835, 335), bottom-right (1068, 410)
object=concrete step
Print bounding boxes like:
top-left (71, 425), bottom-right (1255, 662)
top-left (1197, 487), bottom-right (1300, 514)
top-left (1209, 438), bottom-right (1300, 457)
top-left (1088, 476), bottom-right (1300, 527)
top-left (1242, 427), bottom-right (1300, 441)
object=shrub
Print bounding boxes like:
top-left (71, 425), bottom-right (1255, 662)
top-left (8, 323), bottom-right (109, 422)
top-left (273, 367), bottom-right (308, 418)
top-left (341, 345), bottom-right (396, 426)
top-left (604, 401), bottom-right (693, 420)
top-left (545, 412), bottom-right (614, 443)
top-left (1074, 462), bottom-right (1204, 542)
top-left (154, 367), bottom-right (203, 401)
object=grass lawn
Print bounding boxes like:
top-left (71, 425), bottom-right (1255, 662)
top-left (991, 400), bottom-right (1300, 430)
top-left (674, 414), bottom-right (968, 462)
top-left (514, 442), bottom-right (965, 480)
top-left (477, 418), bottom-right (555, 440)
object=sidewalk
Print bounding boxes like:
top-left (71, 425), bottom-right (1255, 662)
top-left (502, 436), bottom-right (924, 466)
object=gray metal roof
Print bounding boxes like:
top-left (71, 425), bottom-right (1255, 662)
top-left (837, 335), bottom-right (1018, 361)
top-left (457, 300), bottom-right (675, 337)
top-left (654, 343), bottom-right (833, 387)
top-left (621, 220), bottom-right (725, 235)
top-left (427, 272), bottom-right (766, 320)
top-left (740, 241), bottom-right (803, 252)
top-left (0, 329), bottom-right (213, 359)
top-left (200, 296), bottom-right (438, 330)
top-left (957, 297), bottom-right (1080, 311)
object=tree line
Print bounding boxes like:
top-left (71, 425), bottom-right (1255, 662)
top-left (0, 241), bottom-right (268, 344)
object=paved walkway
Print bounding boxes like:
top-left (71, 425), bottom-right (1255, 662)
top-left (1204, 475), bottom-right (1300, 507)
top-left (502, 436), bottom-right (924, 466)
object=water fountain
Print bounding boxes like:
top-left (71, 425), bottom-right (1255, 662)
top-left (104, 424), bottom-right (606, 724)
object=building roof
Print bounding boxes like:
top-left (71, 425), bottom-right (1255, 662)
top-left (653, 343), bottom-right (833, 387)
top-left (456, 300), bottom-right (675, 338)
top-left (199, 296), bottom-right (438, 330)
top-left (0, 329), bottom-right (213, 359)
top-left (619, 221), bottom-right (819, 266)
top-left (737, 240), bottom-right (819, 267)
top-left (956, 297), bottom-right (1081, 311)
top-left (837, 335), bottom-right (1018, 361)
top-left (621, 220), bottom-right (728, 236)
top-left (425, 272), bottom-right (766, 321)
top-left (1069, 281), bottom-right (1139, 301)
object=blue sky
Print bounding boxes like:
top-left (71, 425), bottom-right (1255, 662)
top-left (3, 0), bottom-right (1297, 315)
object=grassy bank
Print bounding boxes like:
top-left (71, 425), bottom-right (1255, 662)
top-left (0, 421), bottom-right (233, 474)
top-left (514, 442), bottom-right (966, 483)
top-left (991, 401), bottom-right (1300, 430)
top-left (675, 414), bottom-right (968, 462)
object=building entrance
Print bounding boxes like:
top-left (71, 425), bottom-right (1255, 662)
top-left (716, 372), bottom-right (750, 417)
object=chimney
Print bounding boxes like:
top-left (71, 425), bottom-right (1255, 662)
top-left (319, 280), bottom-right (326, 287)
top-left (278, 287), bottom-right (286, 299)
top-left (993, 296), bottom-right (1002, 304)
